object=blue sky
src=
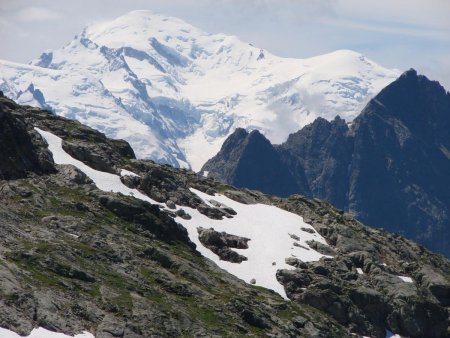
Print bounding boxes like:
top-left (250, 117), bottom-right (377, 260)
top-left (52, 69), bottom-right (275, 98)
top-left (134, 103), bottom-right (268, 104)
top-left (1, 0), bottom-right (449, 89)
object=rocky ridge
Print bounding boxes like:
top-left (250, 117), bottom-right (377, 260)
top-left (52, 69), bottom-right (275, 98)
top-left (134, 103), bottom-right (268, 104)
top-left (0, 93), bottom-right (449, 337)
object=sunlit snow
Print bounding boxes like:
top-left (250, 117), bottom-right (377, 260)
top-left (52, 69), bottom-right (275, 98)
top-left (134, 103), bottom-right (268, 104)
top-left (120, 169), bottom-right (141, 177)
top-left (0, 327), bottom-right (94, 338)
top-left (386, 329), bottom-right (402, 338)
top-left (35, 128), bottom-right (159, 206)
top-left (398, 276), bottom-right (413, 283)
top-left (177, 188), bottom-right (329, 298)
top-left (1, 10), bottom-right (400, 170)
top-left (36, 128), bottom-right (329, 298)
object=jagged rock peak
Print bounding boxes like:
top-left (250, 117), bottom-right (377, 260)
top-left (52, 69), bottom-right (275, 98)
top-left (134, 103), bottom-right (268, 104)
top-left (202, 70), bottom-right (450, 256)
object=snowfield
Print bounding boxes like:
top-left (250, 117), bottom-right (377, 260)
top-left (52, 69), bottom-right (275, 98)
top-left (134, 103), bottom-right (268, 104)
top-left (1, 10), bottom-right (400, 170)
top-left (177, 188), bottom-right (328, 298)
top-left (35, 128), bottom-right (160, 205)
top-left (36, 128), bottom-right (329, 298)
top-left (0, 327), bottom-right (94, 338)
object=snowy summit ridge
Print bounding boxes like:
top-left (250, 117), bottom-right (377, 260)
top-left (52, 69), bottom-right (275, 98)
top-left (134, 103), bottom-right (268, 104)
top-left (0, 10), bottom-right (400, 170)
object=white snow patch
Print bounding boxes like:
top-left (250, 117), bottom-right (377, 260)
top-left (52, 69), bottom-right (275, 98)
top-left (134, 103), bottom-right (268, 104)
top-left (356, 268), bottom-right (364, 275)
top-left (177, 188), bottom-right (329, 298)
top-left (120, 169), bottom-right (140, 177)
top-left (202, 171), bottom-right (209, 178)
top-left (36, 128), bottom-right (330, 298)
top-left (398, 276), bottom-right (413, 283)
top-left (0, 327), bottom-right (94, 338)
top-left (386, 329), bottom-right (402, 338)
top-left (36, 128), bottom-right (159, 206)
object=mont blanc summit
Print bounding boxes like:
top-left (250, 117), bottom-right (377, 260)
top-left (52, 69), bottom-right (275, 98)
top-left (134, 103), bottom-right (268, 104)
top-left (0, 10), bottom-right (399, 170)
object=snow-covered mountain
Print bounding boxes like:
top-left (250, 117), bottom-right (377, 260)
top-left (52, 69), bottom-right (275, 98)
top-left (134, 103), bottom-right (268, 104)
top-left (0, 10), bottom-right (400, 170)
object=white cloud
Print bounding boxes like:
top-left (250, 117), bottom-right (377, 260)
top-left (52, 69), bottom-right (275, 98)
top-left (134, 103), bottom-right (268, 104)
top-left (336, 0), bottom-right (450, 30)
top-left (14, 6), bottom-right (62, 22)
top-left (417, 55), bottom-right (450, 91)
top-left (322, 17), bottom-right (450, 41)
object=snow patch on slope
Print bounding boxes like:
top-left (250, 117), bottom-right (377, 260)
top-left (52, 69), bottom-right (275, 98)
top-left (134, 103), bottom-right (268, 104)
top-left (36, 128), bottom-right (329, 298)
top-left (0, 327), bottom-right (94, 338)
top-left (177, 188), bottom-right (328, 298)
top-left (35, 128), bottom-right (159, 205)
top-left (398, 276), bottom-right (413, 283)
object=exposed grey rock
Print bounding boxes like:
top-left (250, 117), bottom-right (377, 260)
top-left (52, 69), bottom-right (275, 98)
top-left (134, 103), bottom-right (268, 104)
top-left (120, 173), bottom-right (140, 188)
top-left (97, 193), bottom-right (193, 246)
top-left (57, 164), bottom-right (92, 185)
top-left (285, 257), bottom-right (309, 269)
top-left (289, 233), bottom-right (300, 241)
top-left (292, 316), bottom-right (307, 328)
top-left (208, 199), bottom-right (222, 208)
top-left (202, 129), bottom-right (304, 197)
top-left (197, 203), bottom-right (226, 220)
top-left (223, 190), bottom-right (258, 205)
top-left (175, 208), bottom-right (191, 220)
top-left (306, 240), bottom-right (336, 256)
top-left (387, 298), bottom-right (448, 338)
top-left (197, 227), bottom-right (249, 263)
top-left (209, 199), bottom-right (237, 216)
top-left (165, 200), bottom-right (176, 209)
top-left (301, 227), bottom-right (315, 234)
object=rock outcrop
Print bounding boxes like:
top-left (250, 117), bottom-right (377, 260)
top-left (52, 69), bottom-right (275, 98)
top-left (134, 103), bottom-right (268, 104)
top-left (0, 91), bottom-right (55, 179)
top-left (197, 227), bottom-right (250, 263)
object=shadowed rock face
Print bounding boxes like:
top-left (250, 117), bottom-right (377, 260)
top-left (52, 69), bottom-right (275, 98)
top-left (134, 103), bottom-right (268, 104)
top-left (0, 91), bottom-right (55, 179)
top-left (202, 70), bottom-right (450, 257)
top-left (202, 129), bottom-right (304, 197)
top-left (279, 116), bottom-right (352, 210)
top-left (347, 70), bottom-right (450, 256)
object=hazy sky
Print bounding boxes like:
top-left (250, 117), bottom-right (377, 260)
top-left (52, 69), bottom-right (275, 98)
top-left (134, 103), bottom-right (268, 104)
top-left (1, 0), bottom-right (449, 89)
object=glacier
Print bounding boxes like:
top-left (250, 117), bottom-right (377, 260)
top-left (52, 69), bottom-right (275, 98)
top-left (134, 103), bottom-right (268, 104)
top-left (0, 10), bottom-right (400, 170)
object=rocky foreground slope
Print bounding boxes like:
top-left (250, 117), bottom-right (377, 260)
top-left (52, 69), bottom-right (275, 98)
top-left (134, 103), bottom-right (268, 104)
top-left (0, 93), bottom-right (449, 337)
top-left (202, 70), bottom-right (450, 257)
